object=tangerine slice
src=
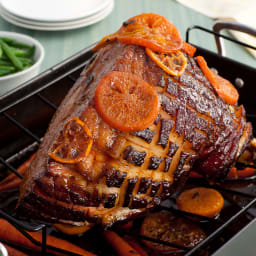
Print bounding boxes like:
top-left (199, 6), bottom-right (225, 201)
top-left (176, 187), bottom-right (224, 218)
top-left (146, 48), bottom-right (187, 77)
top-left (48, 117), bottom-right (93, 164)
top-left (116, 13), bottom-right (183, 54)
top-left (196, 56), bottom-right (239, 105)
top-left (94, 71), bottom-right (160, 132)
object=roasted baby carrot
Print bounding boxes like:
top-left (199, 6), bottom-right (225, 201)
top-left (227, 167), bottom-right (256, 179)
top-left (189, 171), bottom-right (203, 178)
top-left (0, 154), bottom-right (35, 191)
top-left (176, 187), bottom-right (224, 218)
top-left (182, 42), bottom-right (196, 57)
top-left (125, 236), bottom-right (148, 256)
top-left (0, 219), bottom-right (95, 256)
top-left (102, 230), bottom-right (141, 256)
top-left (196, 56), bottom-right (239, 105)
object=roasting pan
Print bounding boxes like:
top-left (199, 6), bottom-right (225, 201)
top-left (0, 21), bottom-right (256, 256)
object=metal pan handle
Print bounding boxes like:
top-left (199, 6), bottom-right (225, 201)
top-left (213, 20), bottom-right (256, 57)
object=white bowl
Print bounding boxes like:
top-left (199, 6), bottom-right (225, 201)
top-left (0, 31), bottom-right (45, 96)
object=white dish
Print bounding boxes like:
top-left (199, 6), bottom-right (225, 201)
top-left (0, 0), bottom-right (113, 28)
top-left (0, 0), bottom-right (111, 22)
top-left (0, 1), bottom-right (114, 31)
top-left (0, 0), bottom-right (113, 24)
top-left (0, 31), bottom-right (45, 96)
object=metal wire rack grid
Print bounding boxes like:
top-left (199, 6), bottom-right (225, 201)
top-left (0, 26), bottom-right (255, 256)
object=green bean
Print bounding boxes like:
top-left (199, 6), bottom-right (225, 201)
top-left (0, 59), bottom-right (12, 65)
top-left (0, 37), bottom-right (35, 76)
top-left (18, 57), bottom-right (34, 65)
top-left (0, 69), bottom-right (13, 76)
top-left (0, 53), bottom-right (8, 60)
top-left (0, 37), bottom-right (33, 49)
top-left (2, 52), bottom-right (34, 63)
top-left (10, 47), bottom-right (27, 57)
top-left (0, 65), bottom-right (16, 71)
top-left (0, 40), bottom-right (23, 70)
top-left (24, 46), bottom-right (35, 57)
top-left (10, 46), bottom-right (35, 58)
top-left (0, 37), bottom-right (13, 44)
top-left (23, 63), bottom-right (32, 69)
top-left (12, 41), bottom-right (33, 49)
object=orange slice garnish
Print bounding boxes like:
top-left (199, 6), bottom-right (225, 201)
top-left (146, 48), bottom-right (187, 77)
top-left (176, 187), bottom-right (224, 218)
top-left (48, 117), bottom-right (93, 164)
top-left (196, 56), bottom-right (239, 105)
top-left (116, 13), bottom-right (183, 54)
top-left (93, 13), bottom-right (184, 54)
top-left (94, 71), bottom-right (160, 132)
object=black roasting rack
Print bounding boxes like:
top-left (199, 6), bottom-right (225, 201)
top-left (0, 24), bottom-right (256, 256)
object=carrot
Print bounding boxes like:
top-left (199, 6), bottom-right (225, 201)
top-left (125, 236), bottom-right (148, 256)
top-left (236, 168), bottom-right (255, 177)
top-left (227, 167), bottom-right (238, 179)
top-left (176, 187), bottom-right (224, 218)
top-left (189, 171), bottom-right (203, 178)
top-left (102, 230), bottom-right (141, 256)
top-left (182, 42), bottom-right (196, 57)
top-left (3, 244), bottom-right (28, 256)
top-left (0, 154), bottom-right (35, 191)
top-left (196, 56), bottom-right (239, 105)
top-left (189, 171), bottom-right (202, 178)
top-left (0, 219), bottom-right (95, 256)
top-left (227, 167), bottom-right (256, 179)
top-left (191, 167), bottom-right (256, 180)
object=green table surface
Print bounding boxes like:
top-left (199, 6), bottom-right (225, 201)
top-left (0, 0), bottom-right (255, 96)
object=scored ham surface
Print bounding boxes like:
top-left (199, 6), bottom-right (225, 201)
top-left (18, 39), bottom-right (252, 227)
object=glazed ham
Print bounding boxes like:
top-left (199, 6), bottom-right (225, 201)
top-left (18, 15), bottom-right (252, 227)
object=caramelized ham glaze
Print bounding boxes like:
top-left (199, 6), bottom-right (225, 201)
top-left (18, 41), bottom-right (252, 227)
